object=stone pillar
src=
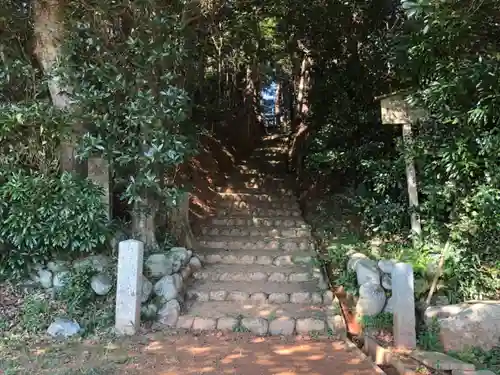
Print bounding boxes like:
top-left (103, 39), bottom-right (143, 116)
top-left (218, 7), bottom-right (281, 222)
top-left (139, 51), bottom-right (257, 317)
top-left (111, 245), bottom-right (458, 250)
top-left (115, 240), bottom-right (144, 335)
top-left (392, 262), bottom-right (417, 349)
top-left (88, 156), bottom-right (111, 219)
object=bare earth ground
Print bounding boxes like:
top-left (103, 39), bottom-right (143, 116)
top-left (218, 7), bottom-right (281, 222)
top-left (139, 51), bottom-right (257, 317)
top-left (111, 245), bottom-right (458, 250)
top-left (0, 331), bottom-right (381, 375)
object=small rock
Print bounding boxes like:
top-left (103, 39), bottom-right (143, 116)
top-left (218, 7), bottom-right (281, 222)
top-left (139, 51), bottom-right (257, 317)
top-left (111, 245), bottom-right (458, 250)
top-left (145, 254), bottom-right (171, 278)
top-left (241, 317), bottom-right (269, 336)
top-left (157, 299), bottom-right (180, 326)
top-left (53, 271), bottom-right (70, 290)
top-left (47, 260), bottom-right (69, 273)
top-left (355, 259), bottom-right (381, 285)
top-left (357, 282), bottom-right (386, 316)
top-left (91, 273), bottom-right (113, 295)
top-left (381, 274), bottom-right (392, 290)
top-left (186, 249), bottom-right (193, 261)
top-left (141, 276), bottom-right (153, 303)
top-left (141, 303), bottom-right (158, 320)
top-left (154, 275), bottom-right (178, 301)
top-left (38, 269), bottom-right (53, 289)
top-left (378, 259), bottom-right (395, 274)
top-left (269, 318), bottom-right (295, 335)
top-left (47, 318), bottom-right (81, 338)
top-left (188, 255), bottom-right (202, 271)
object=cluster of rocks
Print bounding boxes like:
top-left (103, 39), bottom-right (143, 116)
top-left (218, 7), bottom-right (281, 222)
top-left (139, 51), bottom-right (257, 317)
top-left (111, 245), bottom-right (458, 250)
top-left (28, 246), bottom-right (201, 338)
top-left (142, 247), bottom-right (202, 325)
top-left (347, 252), bottom-right (395, 317)
top-left (29, 254), bottom-right (114, 296)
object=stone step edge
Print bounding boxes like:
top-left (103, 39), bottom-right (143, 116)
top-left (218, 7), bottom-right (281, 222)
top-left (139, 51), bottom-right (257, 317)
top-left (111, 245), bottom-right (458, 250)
top-left (173, 311), bottom-right (344, 336)
top-left (197, 250), bottom-right (314, 266)
top-left (187, 287), bottom-right (333, 305)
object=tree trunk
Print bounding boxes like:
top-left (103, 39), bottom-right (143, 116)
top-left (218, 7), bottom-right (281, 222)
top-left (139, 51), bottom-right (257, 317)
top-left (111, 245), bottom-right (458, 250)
top-left (33, 0), bottom-right (85, 174)
top-left (132, 197), bottom-right (158, 250)
top-left (288, 52), bottom-right (312, 175)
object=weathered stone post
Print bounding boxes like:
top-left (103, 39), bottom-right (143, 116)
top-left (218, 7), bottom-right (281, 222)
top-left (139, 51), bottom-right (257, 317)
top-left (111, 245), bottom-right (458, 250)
top-left (392, 262), bottom-right (417, 349)
top-left (115, 239), bottom-right (144, 335)
top-left (379, 92), bottom-right (428, 240)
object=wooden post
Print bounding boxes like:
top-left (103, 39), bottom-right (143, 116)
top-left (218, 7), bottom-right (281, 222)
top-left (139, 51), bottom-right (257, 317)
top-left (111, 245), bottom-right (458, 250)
top-left (402, 123), bottom-right (422, 237)
top-left (378, 92), bottom-right (426, 242)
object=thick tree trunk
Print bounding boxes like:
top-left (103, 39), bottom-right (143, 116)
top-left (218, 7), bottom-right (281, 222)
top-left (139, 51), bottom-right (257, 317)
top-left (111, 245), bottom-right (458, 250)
top-left (288, 52), bottom-right (312, 175)
top-left (33, 0), bottom-right (84, 174)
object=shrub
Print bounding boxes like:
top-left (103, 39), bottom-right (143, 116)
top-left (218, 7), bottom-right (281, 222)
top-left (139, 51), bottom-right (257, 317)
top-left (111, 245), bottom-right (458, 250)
top-left (0, 171), bottom-right (111, 278)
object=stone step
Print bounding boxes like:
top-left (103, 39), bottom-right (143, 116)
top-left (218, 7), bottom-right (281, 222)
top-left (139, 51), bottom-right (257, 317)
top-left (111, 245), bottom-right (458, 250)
top-left (218, 192), bottom-right (296, 203)
top-left (177, 301), bottom-right (337, 335)
top-left (192, 264), bottom-right (317, 283)
top-left (186, 280), bottom-right (326, 304)
top-left (218, 199), bottom-right (300, 210)
top-left (198, 235), bottom-right (314, 252)
top-left (197, 248), bottom-right (313, 266)
top-left (198, 225), bottom-right (311, 238)
top-left (215, 207), bottom-right (302, 218)
top-left (208, 216), bottom-right (307, 228)
top-left (217, 187), bottom-right (294, 196)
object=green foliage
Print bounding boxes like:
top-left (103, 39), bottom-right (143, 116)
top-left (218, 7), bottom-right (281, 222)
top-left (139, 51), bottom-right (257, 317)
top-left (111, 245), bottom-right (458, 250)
top-left (0, 172), bottom-right (111, 278)
top-left (417, 318), bottom-right (443, 352)
top-left (60, 1), bottom-right (198, 209)
top-left (298, 0), bottom-right (500, 302)
top-left (360, 313), bottom-right (393, 332)
top-left (56, 266), bottom-right (99, 316)
top-left (20, 293), bottom-right (52, 334)
top-left (448, 345), bottom-right (500, 374)
top-left (337, 270), bottom-right (358, 297)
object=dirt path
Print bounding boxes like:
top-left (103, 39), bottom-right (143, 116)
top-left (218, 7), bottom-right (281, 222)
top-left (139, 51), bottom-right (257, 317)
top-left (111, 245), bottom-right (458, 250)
top-left (1, 332), bottom-right (382, 375)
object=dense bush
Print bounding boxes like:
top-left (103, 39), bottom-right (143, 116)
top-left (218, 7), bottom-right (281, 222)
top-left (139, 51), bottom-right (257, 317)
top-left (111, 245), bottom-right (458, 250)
top-left (0, 172), bottom-right (111, 278)
top-left (298, 0), bottom-right (500, 302)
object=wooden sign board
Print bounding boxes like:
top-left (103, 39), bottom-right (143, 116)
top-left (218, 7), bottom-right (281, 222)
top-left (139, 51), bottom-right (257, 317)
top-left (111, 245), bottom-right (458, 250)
top-left (379, 93), bottom-right (428, 125)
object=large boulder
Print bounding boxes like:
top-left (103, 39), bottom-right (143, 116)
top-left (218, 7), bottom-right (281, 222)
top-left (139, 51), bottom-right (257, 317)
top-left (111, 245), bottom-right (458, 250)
top-left (355, 259), bottom-right (381, 285)
top-left (378, 259), bottom-right (395, 274)
top-left (356, 282), bottom-right (386, 316)
top-left (154, 275), bottom-right (178, 301)
top-left (145, 254), bottom-right (171, 278)
top-left (158, 299), bottom-right (181, 326)
top-left (145, 248), bottom-right (189, 278)
top-left (426, 302), bottom-right (500, 352)
top-left (347, 252), bottom-right (369, 271)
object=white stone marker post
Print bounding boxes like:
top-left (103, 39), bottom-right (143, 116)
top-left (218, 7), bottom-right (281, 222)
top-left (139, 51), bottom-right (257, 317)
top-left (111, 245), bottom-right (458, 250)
top-left (392, 262), bottom-right (417, 349)
top-left (115, 239), bottom-right (144, 335)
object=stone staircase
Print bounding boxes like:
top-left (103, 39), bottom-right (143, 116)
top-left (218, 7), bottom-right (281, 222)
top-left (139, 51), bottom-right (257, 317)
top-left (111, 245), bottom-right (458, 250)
top-left (179, 135), bottom-right (338, 336)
